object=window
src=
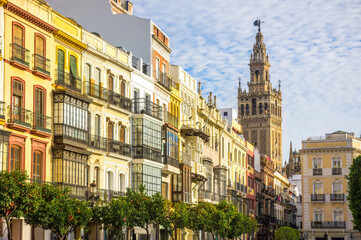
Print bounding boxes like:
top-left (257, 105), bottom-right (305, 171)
top-left (120, 81), bottom-right (126, 97)
top-left (10, 145), bottom-right (22, 171)
top-left (332, 156), bottom-right (341, 168)
top-left (332, 181), bottom-right (342, 194)
top-left (259, 103), bottom-right (263, 114)
top-left (255, 70), bottom-right (260, 82)
top-left (34, 35), bottom-right (46, 71)
top-left (95, 68), bottom-right (101, 85)
top-left (85, 63), bottom-right (91, 82)
top-left (94, 167), bottom-right (100, 186)
top-left (107, 171), bottom-right (114, 191)
top-left (12, 79), bottom-right (24, 121)
top-left (94, 115), bottom-right (101, 136)
top-left (162, 63), bottom-right (166, 74)
top-left (0, 134), bottom-right (9, 171)
top-left (119, 173), bottom-right (125, 192)
top-left (240, 105), bottom-right (244, 115)
top-left (334, 209), bottom-right (343, 221)
top-left (57, 49), bottom-right (65, 81)
top-left (107, 122), bottom-right (114, 140)
top-left (252, 98), bottom-right (257, 115)
top-left (313, 158), bottom-right (321, 169)
top-left (132, 163), bottom-right (161, 196)
top-left (69, 55), bottom-right (79, 84)
top-left (314, 210), bottom-right (323, 221)
top-left (13, 24), bottom-right (24, 46)
top-left (314, 182), bottom-right (322, 194)
top-left (223, 112), bottom-right (228, 116)
top-left (34, 88), bottom-right (45, 128)
top-left (32, 151), bottom-right (42, 181)
top-left (108, 76), bottom-right (113, 92)
top-left (119, 126), bottom-right (126, 143)
top-left (156, 58), bottom-right (160, 79)
top-left (246, 104), bottom-right (249, 115)
top-left (85, 165), bottom-right (89, 187)
top-left (163, 128), bottom-right (179, 164)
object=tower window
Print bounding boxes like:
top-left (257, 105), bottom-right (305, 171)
top-left (240, 105), bottom-right (244, 116)
top-left (255, 70), bottom-right (260, 82)
top-left (246, 104), bottom-right (249, 115)
top-left (252, 98), bottom-right (257, 115)
top-left (259, 103), bottom-right (263, 114)
top-left (264, 103), bottom-right (268, 113)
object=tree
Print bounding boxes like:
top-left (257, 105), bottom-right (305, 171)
top-left (92, 197), bottom-right (128, 240)
top-left (125, 186), bottom-right (167, 240)
top-left (24, 184), bottom-right (92, 240)
top-left (188, 203), bottom-right (209, 240)
top-left (346, 155), bottom-right (361, 231)
top-left (216, 200), bottom-right (240, 239)
top-left (275, 226), bottom-right (299, 240)
top-left (167, 201), bottom-right (189, 240)
top-left (0, 170), bottom-right (39, 240)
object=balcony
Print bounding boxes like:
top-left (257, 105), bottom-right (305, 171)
top-left (97, 188), bottom-right (125, 202)
top-left (198, 189), bottom-right (212, 201)
top-left (133, 145), bottom-right (162, 163)
top-left (180, 151), bottom-right (191, 166)
top-left (108, 90), bottom-right (132, 112)
top-left (57, 183), bottom-right (88, 200)
top-left (85, 81), bottom-right (108, 102)
top-left (7, 105), bottom-right (32, 130)
top-left (241, 184), bottom-right (248, 194)
top-left (31, 112), bottom-right (52, 136)
top-left (108, 139), bottom-right (131, 157)
top-left (311, 194), bottom-right (325, 201)
top-left (330, 193), bottom-right (345, 201)
top-left (163, 156), bottom-right (179, 168)
top-left (33, 54), bottom-right (50, 78)
top-left (10, 43), bottom-right (30, 69)
top-left (311, 221), bottom-right (346, 229)
top-left (88, 134), bottom-right (108, 151)
top-left (164, 111), bottom-right (178, 129)
top-left (55, 69), bottom-right (82, 93)
top-left (0, 102), bottom-right (5, 120)
top-left (313, 168), bottom-right (322, 175)
top-left (132, 98), bottom-right (162, 121)
top-left (155, 70), bottom-right (174, 91)
top-left (332, 168), bottom-right (342, 175)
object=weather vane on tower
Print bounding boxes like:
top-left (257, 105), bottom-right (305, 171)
top-left (253, 18), bottom-right (263, 32)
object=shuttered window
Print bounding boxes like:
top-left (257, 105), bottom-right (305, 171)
top-left (35, 88), bottom-right (45, 114)
top-left (69, 55), bottom-right (78, 79)
top-left (35, 36), bottom-right (45, 56)
top-left (120, 81), bottom-right (126, 97)
top-left (32, 151), bottom-right (42, 181)
top-left (119, 127), bottom-right (125, 143)
top-left (57, 49), bottom-right (65, 81)
top-left (13, 25), bottom-right (24, 46)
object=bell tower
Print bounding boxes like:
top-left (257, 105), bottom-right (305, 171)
top-left (238, 21), bottom-right (283, 171)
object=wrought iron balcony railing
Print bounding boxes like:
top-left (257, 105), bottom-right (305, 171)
top-left (33, 54), bottom-right (50, 76)
top-left (332, 168), bottom-right (342, 175)
top-left (132, 98), bottom-right (162, 121)
top-left (313, 168), bottom-right (322, 175)
top-left (32, 112), bottom-right (51, 133)
top-left (132, 145), bottom-right (162, 163)
top-left (97, 188), bottom-right (126, 202)
top-left (8, 105), bottom-right (32, 128)
top-left (108, 90), bottom-right (132, 112)
top-left (155, 70), bottom-right (174, 91)
top-left (311, 193), bottom-right (325, 201)
top-left (330, 193), bottom-right (345, 201)
top-left (108, 139), bottom-right (132, 157)
top-left (311, 221), bottom-right (346, 229)
top-left (10, 43), bottom-right (30, 67)
top-left (88, 134), bottom-right (108, 151)
top-left (55, 69), bottom-right (82, 93)
top-left (163, 156), bottom-right (179, 168)
top-left (0, 102), bottom-right (5, 120)
top-left (85, 81), bottom-right (108, 102)
top-left (198, 189), bottom-right (212, 200)
top-left (164, 111), bottom-right (178, 129)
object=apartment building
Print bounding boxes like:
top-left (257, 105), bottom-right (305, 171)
top-left (301, 131), bottom-right (361, 240)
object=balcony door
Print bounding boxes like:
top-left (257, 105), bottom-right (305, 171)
top-left (107, 122), bottom-right (114, 140)
top-left (108, 76), bottom-right (114, 92)
top-left (35, 35), bottom-right (45, 71)
top-left (57, 49), bottom-right (65, 82)
top-left (13, 24), bottom-right (24, 61)
top-left (12, 80), bottom-right (23, 121)
top-left (34, 88), bottom-right (45, 128)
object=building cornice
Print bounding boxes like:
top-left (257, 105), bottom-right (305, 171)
top-left (6, 2), bottom-right (57, 33)
top-left (300, 147), bottom-right (358, 154)
top-left (54, 30), bottom-right (87, 51)
top-left (152, 34), bottom-right (172, 53)
top-left (0, 0), bottom-right (7, 7)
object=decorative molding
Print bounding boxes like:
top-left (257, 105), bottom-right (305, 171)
top-left (6, 2), bottom-right (57, 33)
top-left (152, 34), bottom-right (172, 53)
top-left (54, 30), bottom-right (87, 51)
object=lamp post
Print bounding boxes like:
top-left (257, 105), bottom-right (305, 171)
top-left (87, 181), bottom-right (99, 240)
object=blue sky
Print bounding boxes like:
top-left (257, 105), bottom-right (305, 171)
top-left (131, 0), bottom-right (361, 163)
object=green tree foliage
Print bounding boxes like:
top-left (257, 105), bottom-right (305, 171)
top-left (275, 226), bottom-right (299, 240)
top-left (346, 155), bottom-right (361, 231)
top-left (0, 170), bottom-right (39, 240)
top-left (24, 184), bottom-right (92, 240)
top-left (92, 197), bottom-right (128, 240)
top-left (167, 201), bottom-right (189, 240)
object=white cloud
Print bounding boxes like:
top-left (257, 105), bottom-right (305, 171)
top-left (133, 0), bottom-right (361, 162)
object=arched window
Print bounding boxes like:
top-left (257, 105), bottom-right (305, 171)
top-left (94, 166), bottom-right (100, 186)
top-left (85, 63), bottom-right (91, 82)
top-left (107, 170), bottom-right (114, 191)
top-left (10, 145), bottom-right (22, 171)
top-left (32, 150), bottom-right (43, 181)
top-left (259, 103), bottom-right (263, 114)
top-left (107, 121), bottom-right (114, 140)
top-left (275, 100), bottom-right (278, 116)
top-left (95, 115), bottom-right (101, 136)
top-left (13, 23), bottom-right (24, 47)
top-left (264, 103), bottom-right (268, 113)
top-left (255, 70), bottom-right (260, 82)
top-left (119, 126), bottom-right (126, 143)
top-left (252, 98), bottom-right (257, 115)
top-left (108, 76), bottom-right (114, 92)
top-left (120, 81), bottom-right (126, 97)
top-left (119, 173), bottom-right (125, 192)
top-left (246, 104), bottom-right (249, 115)
top-left (95, 68), bottom-right (101, 85)
top-left (240, 104), bottom-right (244, 115)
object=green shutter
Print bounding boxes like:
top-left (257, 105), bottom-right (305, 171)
top-left (57, 50), bottom-right (65, 82)
top-left (69, 55), bottom-right (79, 79)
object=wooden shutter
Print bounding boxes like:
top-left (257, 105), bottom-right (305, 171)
top-left (35, 36), bottom-right (45, 56)
top-left (13, 25), bottom-right (23, 46)
top-left (35, 89), bottom-right (45, 114)
top-left (120, 81), bottom-right (125, 97)
top-left (119, 127), bottom-right (125, 143)
top-left (57, 50), bottom-right (65, 71)
top-left (107, 122), bottom-right (113, 140)
top-left (108, 76), bottom-right (113, 91)
top-left (69, 55), bottom-right (78, 78)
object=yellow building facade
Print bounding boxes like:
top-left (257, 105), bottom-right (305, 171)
top-left (301, 131), bottom-right (361, 240)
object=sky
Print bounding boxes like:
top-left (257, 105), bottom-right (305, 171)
top-left (130, 0), bottom-right (361, 163)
